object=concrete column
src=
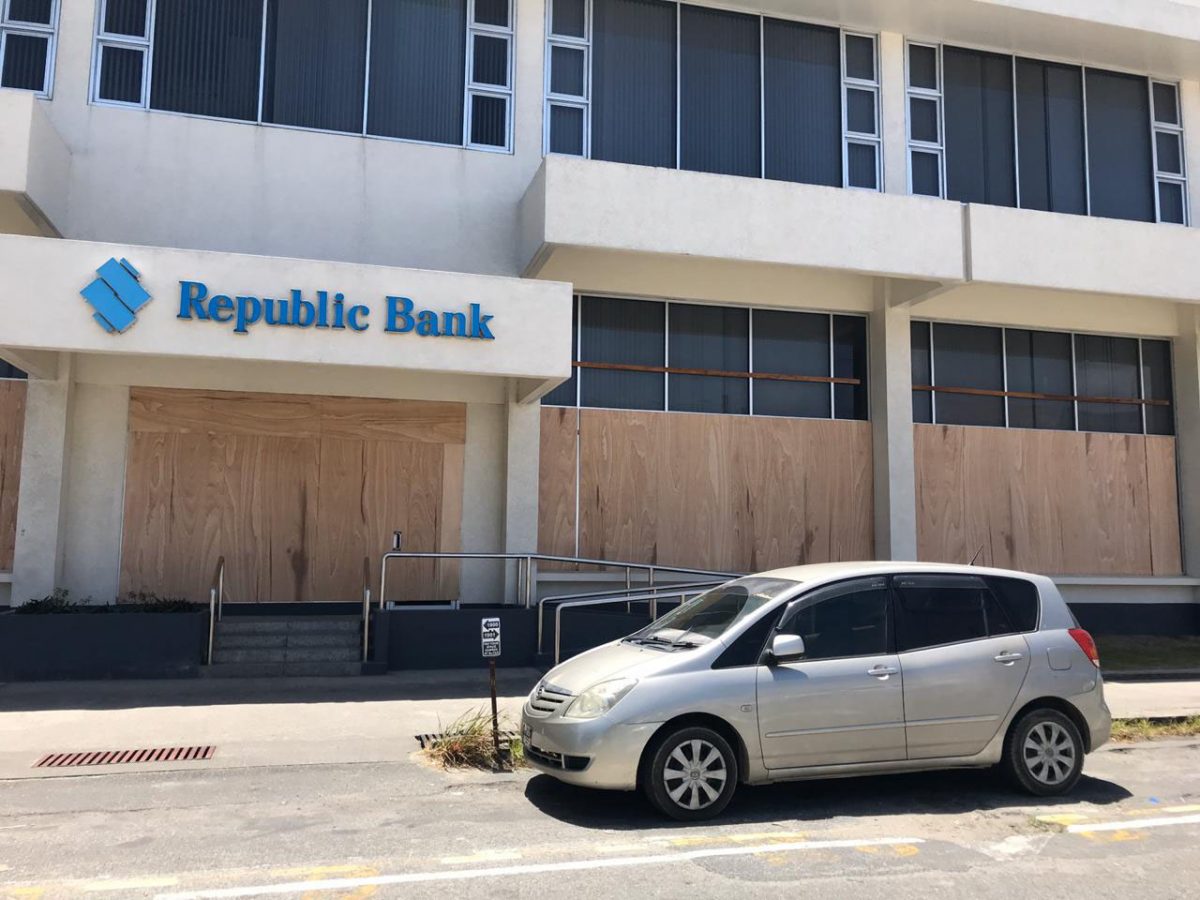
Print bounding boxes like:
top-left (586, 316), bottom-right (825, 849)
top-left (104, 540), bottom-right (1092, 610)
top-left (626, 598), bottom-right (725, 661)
top-left (11, 361), bottom-right (73, 605)
top-left (460, 402), bottom-right (506, 603)
top-left (879, 31), bottom-right (909, 197)
top-left (1175, 306), bottom-right (1200, 576)
top-left (1179, 80), bottom-right (1200, 228)
top-left (500, 392), bottom-right (541, 605)
top-left (61, 383), bottom-right (129, 603)
top-left (870, 282), bottom-right (918, 560)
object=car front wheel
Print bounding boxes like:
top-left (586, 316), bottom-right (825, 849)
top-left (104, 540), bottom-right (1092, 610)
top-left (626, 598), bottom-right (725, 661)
top-left (643, 726), bottom-right (738, 821)
top-left (1003, 708), bottom-right (1084, 796)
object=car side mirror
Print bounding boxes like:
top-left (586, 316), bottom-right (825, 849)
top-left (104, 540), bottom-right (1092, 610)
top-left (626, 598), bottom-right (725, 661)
top-left (766, 633), bottom-right (806, 665)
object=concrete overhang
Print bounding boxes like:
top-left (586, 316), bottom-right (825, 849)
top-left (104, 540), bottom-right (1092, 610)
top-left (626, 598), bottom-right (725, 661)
top-left (0, 92), bottom-right (69, 238)
top-left (520, 155), bottom-right (967, 287)
top-left (745, 0), bottom-right (1200, 81)
top-left (966, 203), bottom-right (1200, 304)
top-left (0, 234), bottom-right (573, 400)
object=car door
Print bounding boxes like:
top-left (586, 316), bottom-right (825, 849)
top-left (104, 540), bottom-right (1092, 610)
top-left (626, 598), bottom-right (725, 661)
top-left (756, 577), bottom-right (906, 770)
top-left (893, 574), bottom-right (1032, 760)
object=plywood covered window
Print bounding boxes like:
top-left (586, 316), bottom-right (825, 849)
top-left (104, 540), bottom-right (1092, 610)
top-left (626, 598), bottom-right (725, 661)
top-left (546, 295), bottom-right (868, 421)
top-left (911, 321), bottom-right (1174, 436)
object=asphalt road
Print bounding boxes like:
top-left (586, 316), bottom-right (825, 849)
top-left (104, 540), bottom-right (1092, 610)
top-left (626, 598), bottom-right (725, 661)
top-left (1, 737), bottom-right (1198, 899)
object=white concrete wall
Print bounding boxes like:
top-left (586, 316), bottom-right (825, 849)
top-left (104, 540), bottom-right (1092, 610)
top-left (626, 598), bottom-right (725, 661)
top-left (461, 403), bottom-right (508, 603)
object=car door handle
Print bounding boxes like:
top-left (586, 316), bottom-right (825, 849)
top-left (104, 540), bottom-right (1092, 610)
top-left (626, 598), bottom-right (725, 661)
top-left (868, 665), bottom-right (898, 678)
top-left (994, 651), bottom-right (1024, 664)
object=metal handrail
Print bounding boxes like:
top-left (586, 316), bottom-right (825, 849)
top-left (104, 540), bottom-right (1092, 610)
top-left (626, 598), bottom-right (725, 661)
top-left (206, 555), bottom-right (225, 665)
top-left (553, 588), bottom-right (711, 664)
top-left (536, 581), bottom-right (726, 655)
top-left (378, 551), bottom-right (736, 609)
top-left (361, 555), bottom-right (372, 663)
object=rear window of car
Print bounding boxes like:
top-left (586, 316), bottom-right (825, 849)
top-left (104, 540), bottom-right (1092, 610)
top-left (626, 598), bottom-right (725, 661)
top-left (984, 577), bottom-right (1040, 632)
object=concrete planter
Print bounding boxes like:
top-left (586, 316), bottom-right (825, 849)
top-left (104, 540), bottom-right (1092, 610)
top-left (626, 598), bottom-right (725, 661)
top-left (0, 610), bottom-right (208, 681)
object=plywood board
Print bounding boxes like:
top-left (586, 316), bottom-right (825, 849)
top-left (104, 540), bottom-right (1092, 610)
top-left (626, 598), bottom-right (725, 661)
top-left (570, 409), bottom-right (873, 572)
top-left (121, 389), bottom-right (465, 603)
top-left (537, 407), bottom-right (578, 561)
top-left (914, 424), bottom-right (1182, 576)
top-left (0, 381), bottom-right (26, 572)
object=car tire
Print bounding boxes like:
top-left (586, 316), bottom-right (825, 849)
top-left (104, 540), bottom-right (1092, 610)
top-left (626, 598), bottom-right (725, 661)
top-left (643, 726), bottom-right (739, 821)
top-left (1003, 708), bottom-right (1085, 797)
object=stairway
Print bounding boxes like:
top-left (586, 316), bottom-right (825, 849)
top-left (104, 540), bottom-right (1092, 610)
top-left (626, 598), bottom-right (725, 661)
top-left (205, 616), bottom-right (362, 677)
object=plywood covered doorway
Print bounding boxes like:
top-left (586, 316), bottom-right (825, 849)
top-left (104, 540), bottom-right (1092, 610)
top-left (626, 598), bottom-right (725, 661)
top-left (119, 389), bottom-right (465, 603)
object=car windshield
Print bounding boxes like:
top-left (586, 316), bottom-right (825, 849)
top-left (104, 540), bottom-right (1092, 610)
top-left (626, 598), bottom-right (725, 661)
top-left (630, 577), bottom-right (800, 648)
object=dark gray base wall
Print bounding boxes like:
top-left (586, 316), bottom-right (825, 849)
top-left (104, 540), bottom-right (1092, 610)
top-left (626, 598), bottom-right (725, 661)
top-left (1068, 603), bottom-right (1200, 636)
top-left (378, 608), bottom-right (538, 670)
top-left (0, 612), bottom-right (208, 681)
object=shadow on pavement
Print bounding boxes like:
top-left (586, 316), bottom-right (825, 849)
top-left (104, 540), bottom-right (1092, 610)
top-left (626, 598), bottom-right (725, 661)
top-left (0, 669), bottom-right (544, 711)
top-left (523, 769), bottom-right (1133, 831)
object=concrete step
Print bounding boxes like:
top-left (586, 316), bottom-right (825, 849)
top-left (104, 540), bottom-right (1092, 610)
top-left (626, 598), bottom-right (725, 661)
top-left (281, 661), bottom-right (363, 677)
top-left (213, 648), bottom-right (286, 664)
top-left (219, 616), bottom-right (360, 635)
top-left (215, 633), bottom-right (287, 650)
top-left (286, 632), bottom-right (360, 649)
top-left (283, 646), bottom-right (359, 663)
top-left (201, 661), bottom-right (286, 678)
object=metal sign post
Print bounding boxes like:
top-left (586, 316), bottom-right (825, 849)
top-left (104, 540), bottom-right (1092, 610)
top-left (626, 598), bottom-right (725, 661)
top-left (481, 617), bottom-right (502, 770)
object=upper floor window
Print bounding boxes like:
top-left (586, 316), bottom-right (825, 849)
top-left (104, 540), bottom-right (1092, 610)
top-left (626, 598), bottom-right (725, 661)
top-left (545, 0), bottom-right (881, 191)
top-left (911, 320), bottom-right (1175, 436)
top-left (1, 0), bottom-right (58, 96)
top-left (905, 42), bottom-right (1188, 225)
top-left (90, 0), bottom-right (513, 152)
top-left (544, 295), bottom-right (868, 421)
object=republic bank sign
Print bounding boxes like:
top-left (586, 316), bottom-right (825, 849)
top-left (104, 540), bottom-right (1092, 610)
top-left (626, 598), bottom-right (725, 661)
top-left (80, 257), bottom-right (496, 341)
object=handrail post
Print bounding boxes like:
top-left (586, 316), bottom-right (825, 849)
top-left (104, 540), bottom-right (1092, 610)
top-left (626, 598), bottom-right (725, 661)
top-left (207, 586), bottom-right (216, 665)
top-left (555, 604), bottom-right (563, 665)
top-left (217, 564), bottom-right (224, 622)
top-left (525, 555), bottom-right (534, 609)
top-left (361, 556), bottom-right (371, 663)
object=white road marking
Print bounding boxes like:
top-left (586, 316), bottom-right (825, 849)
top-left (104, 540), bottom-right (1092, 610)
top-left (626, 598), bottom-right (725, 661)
top-left (154, 837), bottom-right (926, 899)
top-left (1067, 813), bottom-right (1200, 834)
top-left (979, 834), bottom-right (1051, 860)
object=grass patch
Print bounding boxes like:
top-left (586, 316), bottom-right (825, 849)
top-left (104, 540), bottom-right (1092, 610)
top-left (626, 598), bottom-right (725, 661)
top-left (422, 707), bottom-right (527, 771)
top-left (1097, 635), bottom-right (1200, 672)
top-left (1111, 716), bottom-right (1200, 742)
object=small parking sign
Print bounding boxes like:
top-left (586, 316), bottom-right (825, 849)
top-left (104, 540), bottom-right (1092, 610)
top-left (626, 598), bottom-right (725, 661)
top-left (481, 617), bottom-right (501, 658)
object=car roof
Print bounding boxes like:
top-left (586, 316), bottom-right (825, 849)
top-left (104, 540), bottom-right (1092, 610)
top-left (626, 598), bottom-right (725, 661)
top-left (751, 560), bottom-right (1046, 585)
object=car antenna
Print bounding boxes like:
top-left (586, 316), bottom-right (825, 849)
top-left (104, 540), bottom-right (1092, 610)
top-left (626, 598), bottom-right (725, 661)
top-left (969, 545), bottom-right (985, 566)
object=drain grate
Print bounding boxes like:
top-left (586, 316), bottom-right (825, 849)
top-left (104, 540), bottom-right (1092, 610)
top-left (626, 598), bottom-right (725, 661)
top-left (415, 732), bottom-right (517, 750)
top-left (34, 746), bottom-right (217, 768)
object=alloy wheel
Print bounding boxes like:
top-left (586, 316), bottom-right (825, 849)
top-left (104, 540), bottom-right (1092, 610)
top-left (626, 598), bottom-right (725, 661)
top-left (1022, 720), bottom-right (1077, 786)
top-left (662, 738), bottom-right (728, 811)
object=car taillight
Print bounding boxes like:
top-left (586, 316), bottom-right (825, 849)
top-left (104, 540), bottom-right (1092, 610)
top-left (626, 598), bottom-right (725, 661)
top-left (1069, 628), bottom-right (1100, 668)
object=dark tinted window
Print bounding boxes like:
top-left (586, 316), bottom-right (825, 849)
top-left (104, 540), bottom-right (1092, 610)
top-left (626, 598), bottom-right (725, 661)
top-left (895, 575), bottom-right (988, 651)
top-left (930, 323), bottom-right (1005, 426)
top-left (1141, 339), bottom-right (1174, 436)
top-left (367, 0), bottom-right (467, 145)
top-left (263, 0), bottom-right (369, 134)
top-left (97, 45), bottom-right (144, 103)
top-left (943, 47), bottom-right (1016, 207)
top-left (1016, 58), bottom-right (1086, 216)
top-left (0, 361), bottom-right (28, 379)
top-left (9, 0), bottom-right (53, 26)
top-left (1086, 69), bottom-right (1155, 223)
top-left (911, 321), bottom-right (933, 423)
top-left (0, 33), bottom-right (48, 92)
top-left (579, 296), bottom-right (665, 410)
top-left (551, 0), bottom-right (586, 37)
top-left (833, 316), bottom-right (869, 420)
top-left (591, 0), bottom-right (676, 168)
top-left (1074, 334), bottom-right (1142, 434)
top-left (752, 309), bottom-right (830, 419)
top-left (711, 608), bottom-right (782, 669)
top-left (668, 303), bottom-right (749, 414)
top-left (778, 581), bottom-right (889, 661)
top-left (679, 5), bottom-right (761, 178)
top-left (763, 19), bottom-right (841, 187)
top-left (103, 0), bottom-right (147, 35)
top-left (1005, 328), bottom-right (1074, 430)
top-left (543, 297), bottom-right (578, 406)
top-left (151, 0), bottom-right (265, 122)
top-left (985, 577), bottom-right (1039, 633)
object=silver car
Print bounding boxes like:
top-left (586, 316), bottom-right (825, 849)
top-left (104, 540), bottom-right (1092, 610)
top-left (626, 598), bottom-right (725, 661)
top-left (522, 562), bottom-right (1111, 820)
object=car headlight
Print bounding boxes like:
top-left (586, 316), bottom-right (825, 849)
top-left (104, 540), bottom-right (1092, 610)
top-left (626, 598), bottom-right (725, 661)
top-left (563, 677), bottom-right (637, 719)
top-left (528, 680), bottom-right (543, 703)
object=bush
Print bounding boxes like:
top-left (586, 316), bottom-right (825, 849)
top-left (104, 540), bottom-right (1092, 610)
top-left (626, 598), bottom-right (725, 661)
top-left (423, 707), bottom-right (525, 771)
top-left (15, 589), bottom-right (201, 615)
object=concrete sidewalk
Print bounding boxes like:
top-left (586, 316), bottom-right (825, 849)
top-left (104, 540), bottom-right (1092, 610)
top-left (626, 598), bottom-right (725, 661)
top-left (0, 672), bottom-right (1195, 781)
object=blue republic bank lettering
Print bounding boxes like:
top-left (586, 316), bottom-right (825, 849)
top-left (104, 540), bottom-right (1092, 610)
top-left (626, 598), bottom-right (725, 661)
top-left (176, 281), bottom-right (495, 340)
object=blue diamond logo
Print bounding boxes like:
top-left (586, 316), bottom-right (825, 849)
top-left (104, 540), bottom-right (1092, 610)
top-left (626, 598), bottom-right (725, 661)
top-left (81, 258), bottom-right (151, 334)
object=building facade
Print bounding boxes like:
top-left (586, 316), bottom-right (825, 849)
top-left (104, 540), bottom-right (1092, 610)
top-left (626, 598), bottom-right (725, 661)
top-left (0, 0), bottom-right (1198, 632)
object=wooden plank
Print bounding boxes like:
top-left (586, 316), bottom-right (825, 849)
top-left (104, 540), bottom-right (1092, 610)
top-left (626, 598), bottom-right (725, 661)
top-left (369, 441), bottom-right (443, 603)
top-left (1144, 436), bottom-right (1183, 576)
top-left (578, 409), bottom-right (662, 566)
top-left (537, 406), bottom-right (578, 561)
top-left (915, 424), bottom-right (1179, 576)
top-left (436, 443), bottom-right (464, 601)
top-left (119, 432), bottom-right (175, 598)
top-left (0, 381), bottom-right (26, 572)
top-left (318, 397), bottom-right (466, 444)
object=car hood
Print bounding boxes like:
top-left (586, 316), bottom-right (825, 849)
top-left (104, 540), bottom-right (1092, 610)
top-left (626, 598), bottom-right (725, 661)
top-left (540, 639), bottom-right (703, 694)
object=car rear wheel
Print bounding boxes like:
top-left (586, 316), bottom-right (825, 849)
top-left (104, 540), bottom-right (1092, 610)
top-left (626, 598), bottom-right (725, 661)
top-left (643, 726), bottom-right (738, 821)
top-left (1003, 708), bottom-right (1084, 796)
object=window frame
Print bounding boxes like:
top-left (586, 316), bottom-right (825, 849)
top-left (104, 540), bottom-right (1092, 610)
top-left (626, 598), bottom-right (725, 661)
top-left (912, 318), bottom-right (1175, 436)
top-left (904, 39), bottom-right (945, 198)
top-left (903, 35), bottom-right (1187, 226)
top-left (547, 292), bottom-right (871, 422)
top-left (89, 0), bottom-right (515, 154)
top-left (1, 0), bottom-right (60, 99)
top-left (543, 0), bottom-right (883, 192)
top-left (1150, 80), bottom-right (1189, 226)
top-left (773, 576), bottom-right (894, 663)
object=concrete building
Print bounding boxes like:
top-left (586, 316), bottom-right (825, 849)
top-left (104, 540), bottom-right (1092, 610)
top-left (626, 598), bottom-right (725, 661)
top-left (1, 0), bottom-right (1197, 643)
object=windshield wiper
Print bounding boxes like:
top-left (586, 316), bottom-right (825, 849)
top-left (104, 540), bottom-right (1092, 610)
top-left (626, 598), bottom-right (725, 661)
top-left (631, 635), bottom-right (701, 650)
